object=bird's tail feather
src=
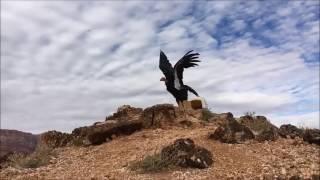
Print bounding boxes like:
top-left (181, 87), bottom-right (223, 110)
top-left (184, 85), bottom-right (199, 97)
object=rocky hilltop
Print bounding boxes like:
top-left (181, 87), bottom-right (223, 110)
top-left (0, 130), bottom-right (39, 162)
top-left (1, 104), bottom-right (319, 180)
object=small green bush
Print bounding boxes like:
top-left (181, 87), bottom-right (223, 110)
top-left (129, 153), bottom-right (171, 173)
top-left (202, 108), bottom-right (214, 121)
top-left (8, 145), bottom-right (55, 168)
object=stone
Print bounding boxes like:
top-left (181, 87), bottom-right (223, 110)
top-left (278, 124), bottom-right (304, 139)
top-left (161, 138), bottom-right (213, 169)
top-left (140, 104), bottom-right (176, 128)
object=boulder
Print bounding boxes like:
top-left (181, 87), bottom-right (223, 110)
top-left (140, 104), bottom-right (177, 128)
top-left (278, 124), bottom-right (304, 139)
top-left (40, 130), bottom-right (73, 148)
top-left (105, 105), bottom-right (143, 122)
top-left (161, 138), bottom-right (213, 169)
top-left (209, 118), bottom-right (255, 143)
top-left (255, 128), bottom-right (279, 142)
top-left (303, 129), bottom-right (320, 145)
top-left (239, 115), bottom-right (279, 141)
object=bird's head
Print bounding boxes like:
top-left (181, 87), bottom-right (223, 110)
top-left (160, 77), bottom-right (167, 83)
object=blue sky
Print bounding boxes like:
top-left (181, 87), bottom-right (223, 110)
top-left (1, 1), bottom-right (319, 133)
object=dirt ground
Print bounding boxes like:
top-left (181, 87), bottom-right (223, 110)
top-left (1, 126), bottom-right (319, 180)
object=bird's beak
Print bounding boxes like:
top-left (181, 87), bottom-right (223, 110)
top-left (160, 77), bottom-right (166, 81)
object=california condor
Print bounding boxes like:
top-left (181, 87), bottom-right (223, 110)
top-left (159, 50), bottom-right (200, 108)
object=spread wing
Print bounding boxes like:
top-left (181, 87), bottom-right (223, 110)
top-left (159, 50), bottom-right (174, 82)
top-left (173, 50), bottom-right (200, 85)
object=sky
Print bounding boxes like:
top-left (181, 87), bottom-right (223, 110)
top-left (1, 1), bottom-right (319, 134)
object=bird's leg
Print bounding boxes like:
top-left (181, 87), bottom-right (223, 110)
top-left (181, 100), bottom-right (188, 120)
top-left (177, 101), bottom-right (181, 111)
top-left (184, 100), bottom-right (190, 111)
top-left (180, 101), bottom-right (184, 119)
top-left (186, 101), bottom-right (190, 119)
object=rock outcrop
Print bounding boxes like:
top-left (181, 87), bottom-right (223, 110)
top-left (207, 112), bottom-right (234, 126)
top-left (209, 114), bottom-right (255, 143)
top-left (140, 104), bottom-right (177, 128)
top-left (72, 121), bottom-right (143, 145)
top-left (255, 128), bottom-right (279, 142)
top-left (209, 123), bottom-right (255, 144)
top-left (278, 124), bottom-right (304, 139)
top-left (105, 105), bottom-right (143, 122)
top-left (303, 129), bottom-right (320, 145)
top-left (71, 104), bottom-right (180, 145)
top-left (87, 121), bottom-right (143, 145)
top-left (40, 131), bottom-right (73, 148)
top-left (271, 124), bottom-right (319, 145)
top-left (161, 138), bottom-right (213, 169)
top-left (239, 115), bottom-right (279, 141)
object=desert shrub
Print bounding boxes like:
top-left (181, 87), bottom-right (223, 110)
top-left (297, 125), bottom-right (308, 131)
top-left (129, 153), bottom-right (172, 173)
top-left (202, 108), bottom-right (214, 121)
top-left (72, 138), bottom-right (86, 147)
top-left (8, 145), bottom-right (55, 168)
top-left (244, 111), bottom-right (256, 118)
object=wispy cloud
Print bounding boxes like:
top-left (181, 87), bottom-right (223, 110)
top-left (1, 1), bottom-right (319, 133)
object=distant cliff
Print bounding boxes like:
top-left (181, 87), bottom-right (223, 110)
top-left (0, 129), bottom-right (39, 158)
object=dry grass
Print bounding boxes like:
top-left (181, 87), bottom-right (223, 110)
top-left (201, 108), bottom-right (215, 121)
top-left (8, 145), bottom-right (55, 169)
top-left (244, 111), bottom-right (256, 118)
top-left (129, 153), bottom-right (172, 173)
top-left (72, 138), bottom-right (86, 147)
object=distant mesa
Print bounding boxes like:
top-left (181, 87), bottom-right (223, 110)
top-left (0, 129), bottom-right (39, 162)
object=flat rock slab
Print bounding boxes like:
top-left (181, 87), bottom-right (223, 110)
top-left (87, 121), bottom-right (143, 145)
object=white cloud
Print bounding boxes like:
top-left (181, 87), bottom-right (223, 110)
top-left (1, 1), bottom-right (319, 133)
top-left (270, 112), bottom-right (320, 129)
top-left (231, 19), bottom-right (246, 31)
